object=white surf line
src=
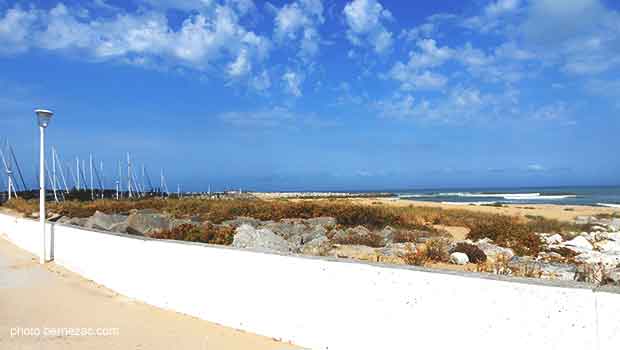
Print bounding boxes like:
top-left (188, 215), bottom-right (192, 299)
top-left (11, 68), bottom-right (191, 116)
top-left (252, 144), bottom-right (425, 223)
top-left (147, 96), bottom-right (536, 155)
top-left (597, 203), bottom-right (620, 208)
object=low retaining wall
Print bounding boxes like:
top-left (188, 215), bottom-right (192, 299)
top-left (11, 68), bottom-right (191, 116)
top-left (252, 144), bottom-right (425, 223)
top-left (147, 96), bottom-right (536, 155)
top-left (0, 212), bottom-right (618, 350)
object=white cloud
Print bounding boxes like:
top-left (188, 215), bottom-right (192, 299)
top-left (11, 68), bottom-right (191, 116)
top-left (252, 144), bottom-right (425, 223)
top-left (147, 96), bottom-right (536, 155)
top-left (407, 39), bottom-right (454, 68)
top-left (343, 0), bottom-right (393, 54)
top-left (251, 70), bottom-right (271, 91)
top-left (218, 106), bottom-right (296, 128)
top-left (282, 70), bottom-right (304, 96)
top-left (377, 87), bottom-right (520, 123)
top-left (462, 0), bottom-right (522, 33)
top-left (531, 102), bottom-right (570, 121)
top-left (0, 6), bottom-right (38, 54)
top-left (0, 3), bottom-right (270, 83)
top-left (227, 48), bottom-right (251, 77)
top-left (140, 0), bottom-right (213, 11)
top-left (485, 0), bottom-right (521, 17)
top-left (527, 164), bottom-right (545, 172)
top-left (388, 64), bottom-right (447, 91)
top-left (521, 0), bottom-right (620, 76)
top-left (273, 0), bottom-right (324, 60)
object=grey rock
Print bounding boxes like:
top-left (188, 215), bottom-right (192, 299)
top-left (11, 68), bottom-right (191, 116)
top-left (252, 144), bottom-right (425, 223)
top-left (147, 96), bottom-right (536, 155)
top-left (610, 219), bottom-right (620, 231)
top-left (379, 243), bottom-right (412, 257)
top-left (300, 236), bottom-right (332, 256)
top-left (331, 229), bottom-right (347, 241)
top-left (57, 216), bottom-right (88, 227)
top-left (127, 212), bottom-right (171, 236)
top-left (222, 216), bottom-right (263, 228)
top-left (564, 236), bottom-right (593, 252)
top-left (109, 222), bottom-right (129, 234)
top-left (85, 211), bottom-right (129, 231)
top-left (449, 252), bottom-right (469, 265)
top-left (56, 216), bottom-right (71, 224)
top-left (575, 216), bottom-right (595, 225)
top-left (348, 225), bottom-right (371, 236)
top-left (607, 268), bottom-right (620, 285)
top-left (305, 217), bottom-right (337, 227)
top-left (129, 208), bottom-right (159, 215)
top-left (475, 240), bottom-right (515, 260)
top-left (377, 226), bottom-right (396, 245)
top-left (539, 263), bottom-right (577, 281)
top-left (301, 225), bottom-right (327, 244)
top-left (594, 239), bottom-right (620, 254)
top-left (543, 233), bottom-right (563, 245)
top-left (263, 221), bottom-right (308, 240)
top-left (232, 224), bottom-right (293, 253)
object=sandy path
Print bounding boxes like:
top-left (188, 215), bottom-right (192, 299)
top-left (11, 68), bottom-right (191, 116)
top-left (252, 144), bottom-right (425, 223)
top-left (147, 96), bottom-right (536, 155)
top-left (0, 238), bottom-right (299, 350)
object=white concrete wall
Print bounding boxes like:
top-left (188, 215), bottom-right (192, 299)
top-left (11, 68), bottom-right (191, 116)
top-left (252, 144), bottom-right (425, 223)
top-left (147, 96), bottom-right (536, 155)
top-left (0, 212), bottom-right (618, 350)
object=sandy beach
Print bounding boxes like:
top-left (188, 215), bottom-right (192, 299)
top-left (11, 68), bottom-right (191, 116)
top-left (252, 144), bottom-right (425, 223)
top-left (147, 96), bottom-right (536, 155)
top-left (345, 197), bottom-right (619, 222)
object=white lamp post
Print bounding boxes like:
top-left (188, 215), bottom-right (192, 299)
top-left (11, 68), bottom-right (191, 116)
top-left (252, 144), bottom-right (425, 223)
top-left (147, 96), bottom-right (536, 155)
top-left (35, 109), bottom-right (53, 264)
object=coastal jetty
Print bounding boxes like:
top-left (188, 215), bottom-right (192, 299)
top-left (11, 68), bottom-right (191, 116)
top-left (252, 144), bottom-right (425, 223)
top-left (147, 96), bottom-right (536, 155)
top-left (252, 191), bottom-right (395, 199)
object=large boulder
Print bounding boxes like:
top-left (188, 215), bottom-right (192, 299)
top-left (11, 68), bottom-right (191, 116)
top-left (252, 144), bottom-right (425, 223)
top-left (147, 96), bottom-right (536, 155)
top-left (300, 236), bottom-right (332, 256)
top-left (301, 225), bottom-right (327, 244)
top-left (594, 240), bottom-right (620, 254)
top-left (127, 212), bottom-right (171, 236)
top-left (377, 226), bottom-right (396, 245)
top-left (575, 216), bottom-right (595, 225)
top-left (263, 221), bottom-right (308, 241)
top-left (449, 252), bottom-right (469, 265)
top-left (543, 233), bottom-right (563, 245)
top-left (539, 263), bottom-right (577, 281)
top-left (222, 216), bottom-right (263, 228)
top-left (564, 236), bottom-right (593, 252)
top-left (232, 224), bottom-right (293, 253)
top-left (327, 244), bottom-right (377, 261)
top-left (57, 216), bottom-right (88, 227)
top-left (475, 239), bottom-right (514, 260)
top-left (305, 217), bottom-right (337, 227)
top-left (85, 211), bottom-right (128, 231)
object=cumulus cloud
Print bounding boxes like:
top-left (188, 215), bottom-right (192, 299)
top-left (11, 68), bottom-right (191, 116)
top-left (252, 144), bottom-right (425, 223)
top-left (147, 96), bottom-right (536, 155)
top-left (0, 3), bottom-right (270, 82)
top-left (377, 87), bottom-right (520, 123)
top-left (484, 0), bottom-right (521, 17)
top-left (343, 0), bottom-right (393, 54)
top-left (521, 0), bottom-right (620, 75)
top-left (273, 0), bottom-right (324, 60)
top-left (0, 6), bottom-right (38, 54)
top-left (282, 70), bottom-right (304, 96)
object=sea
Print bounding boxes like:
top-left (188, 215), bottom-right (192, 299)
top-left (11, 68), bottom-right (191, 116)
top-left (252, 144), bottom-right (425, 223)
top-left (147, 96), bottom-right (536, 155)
top-left (394, 186), bottom-right (620, 207)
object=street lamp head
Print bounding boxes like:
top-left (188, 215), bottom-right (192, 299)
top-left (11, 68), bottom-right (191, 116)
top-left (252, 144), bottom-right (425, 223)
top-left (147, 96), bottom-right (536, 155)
top-left (34, 109), bottom-right (53, 128)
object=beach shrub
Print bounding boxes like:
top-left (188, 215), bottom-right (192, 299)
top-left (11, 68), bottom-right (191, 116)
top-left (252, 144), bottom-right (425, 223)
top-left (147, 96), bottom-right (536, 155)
top-left (332, 232), bottom-right (384, 247)
top-left (452, 243), bottom-right (487, 263)
top-left (399, 244), bottom-right (428, 266)
top-left (467, 215), bottom-right (542, 256)
top-left (150, 223), bottom-right (235, 245)
top-left (425, 238), bottom-right (450, 262)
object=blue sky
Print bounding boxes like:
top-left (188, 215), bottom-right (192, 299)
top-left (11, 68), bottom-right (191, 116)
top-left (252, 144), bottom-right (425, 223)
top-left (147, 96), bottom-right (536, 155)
top-left (0, 0), bottom-right (619, 191)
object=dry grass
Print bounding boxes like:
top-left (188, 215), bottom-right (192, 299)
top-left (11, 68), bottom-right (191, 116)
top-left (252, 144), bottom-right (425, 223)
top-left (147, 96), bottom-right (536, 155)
top-left (150, 223), bottom-right (235, 245)
top-left (332, 232), bottom-right (384, 247)
top-left (398, 243), bottom-right (428, 266)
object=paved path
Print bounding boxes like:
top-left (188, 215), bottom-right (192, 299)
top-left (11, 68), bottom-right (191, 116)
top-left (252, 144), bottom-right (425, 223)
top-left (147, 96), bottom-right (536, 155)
top-left (0, 238), bottom-right (299, 350)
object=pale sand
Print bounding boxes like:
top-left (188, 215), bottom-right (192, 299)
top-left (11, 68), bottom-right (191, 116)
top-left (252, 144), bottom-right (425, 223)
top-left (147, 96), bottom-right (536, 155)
top-left (0, 238), bottom-right (299, 350)
top-left (346, 197), bottom-right (619, 222)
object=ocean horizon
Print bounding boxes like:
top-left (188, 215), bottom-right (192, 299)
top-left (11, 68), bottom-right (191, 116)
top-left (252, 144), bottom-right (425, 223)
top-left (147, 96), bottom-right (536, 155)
top-left (256, 185), bottom-right (620, 207)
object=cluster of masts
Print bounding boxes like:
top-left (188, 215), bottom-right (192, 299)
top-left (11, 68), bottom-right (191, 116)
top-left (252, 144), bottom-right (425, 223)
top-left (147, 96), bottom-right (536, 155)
top-left (0, 138), bottom-right (188, 202)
